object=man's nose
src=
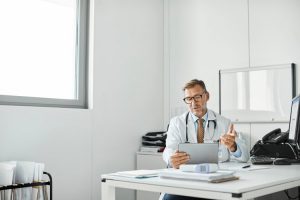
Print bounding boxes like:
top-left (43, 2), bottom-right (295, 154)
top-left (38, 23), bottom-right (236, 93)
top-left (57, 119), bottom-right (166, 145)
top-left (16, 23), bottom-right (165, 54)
top-left (191, 99), bottom-right (197, 106)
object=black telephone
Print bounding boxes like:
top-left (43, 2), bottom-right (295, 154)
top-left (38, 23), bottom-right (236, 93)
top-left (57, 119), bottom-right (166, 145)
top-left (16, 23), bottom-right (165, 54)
top-left (250, 128), bottom-right (297, 159)
top-left (261, 128), bottom-right (288, 144)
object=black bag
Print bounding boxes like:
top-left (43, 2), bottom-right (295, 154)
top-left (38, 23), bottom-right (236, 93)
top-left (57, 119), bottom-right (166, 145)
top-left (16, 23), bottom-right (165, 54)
top-left (142, 131), bottom-right (166, 147)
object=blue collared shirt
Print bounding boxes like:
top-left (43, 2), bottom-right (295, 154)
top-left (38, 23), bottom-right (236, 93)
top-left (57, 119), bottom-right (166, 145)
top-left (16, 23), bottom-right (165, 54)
top-left (190, 112), bottom-right (207, 131)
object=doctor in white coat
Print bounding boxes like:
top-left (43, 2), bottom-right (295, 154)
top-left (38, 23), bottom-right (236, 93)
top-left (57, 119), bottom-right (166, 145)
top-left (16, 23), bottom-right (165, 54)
top-left (162, 79), bottom-right (249, 200)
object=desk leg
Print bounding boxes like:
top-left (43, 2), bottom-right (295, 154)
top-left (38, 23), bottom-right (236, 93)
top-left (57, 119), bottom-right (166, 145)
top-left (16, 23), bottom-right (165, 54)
top-left (101, 182), bottom-right (115, 200)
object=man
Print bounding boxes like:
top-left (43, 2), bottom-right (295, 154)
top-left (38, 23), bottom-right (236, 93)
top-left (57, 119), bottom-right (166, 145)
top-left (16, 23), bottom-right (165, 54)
top-left (162, 79), bottom-right (249, 200)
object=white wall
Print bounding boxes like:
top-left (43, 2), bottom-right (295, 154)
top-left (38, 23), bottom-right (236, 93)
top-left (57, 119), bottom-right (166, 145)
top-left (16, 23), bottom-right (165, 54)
top-left (165, 0), bottom-right (249, 122)
top-left (249, 0), bottom-right (300, 90)
top-left (165, 1), bottom-right (300, 198)
top-left (0, 106), bottom-right (93, 200)
top-left (0, 0), bottom-right (164, 200)
top-left (92, 0), bottom-right (164, 199)
top-left (1, 0), bottom-right (298, 199)
top-left (164, 0), bottom-right (300, 147)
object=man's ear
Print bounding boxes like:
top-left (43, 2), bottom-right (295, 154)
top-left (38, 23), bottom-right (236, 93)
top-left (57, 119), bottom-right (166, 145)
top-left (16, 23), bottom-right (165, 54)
top-left (205, 92), bottom-right (210, 101)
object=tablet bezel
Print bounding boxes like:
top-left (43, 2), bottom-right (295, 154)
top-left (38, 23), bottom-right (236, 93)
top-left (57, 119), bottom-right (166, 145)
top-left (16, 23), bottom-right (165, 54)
top-left (178, 143), bottom-right (219, 164)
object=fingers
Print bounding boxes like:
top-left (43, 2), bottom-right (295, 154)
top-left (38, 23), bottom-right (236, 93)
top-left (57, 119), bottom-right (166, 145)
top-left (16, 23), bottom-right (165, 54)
top-left (227, 124), bottom-right (234, 134)
top-left (220, 134), bottom-right (236, 150)
top-left (171, 151), bottom-right (190, 169)
top-left (220, 124), bottom-right (237, 152)
top-left (220, 135), bottom-right (233, 145)
top-left (226, 124), bottom-right (232, 134)
top-left (172, 151), bottom-right (186, 158)
top-left (221, 137), bottom-right (234, 146)
top-left (226, 124), bottom-right (237, 137)
top-left (221, 130), bottom-right (235, 141)
top-left (231, 124), bottom-right (237, 136)
top-left (172, 156), bottom-right (190, 169)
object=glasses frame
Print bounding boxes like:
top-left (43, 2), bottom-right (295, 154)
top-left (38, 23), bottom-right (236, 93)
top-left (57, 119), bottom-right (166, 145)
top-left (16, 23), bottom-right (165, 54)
top-left (183, 91), bottom-right (206, 104)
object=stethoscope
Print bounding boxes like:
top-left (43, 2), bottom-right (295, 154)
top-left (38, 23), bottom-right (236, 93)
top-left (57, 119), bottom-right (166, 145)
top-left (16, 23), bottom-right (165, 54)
top-left (185, 112), bottom-right (217, 143)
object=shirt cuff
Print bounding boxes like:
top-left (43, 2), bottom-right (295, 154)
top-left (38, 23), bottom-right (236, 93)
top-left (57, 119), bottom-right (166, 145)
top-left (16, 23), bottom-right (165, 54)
top-left (231, 143), bottom-right (242, 158)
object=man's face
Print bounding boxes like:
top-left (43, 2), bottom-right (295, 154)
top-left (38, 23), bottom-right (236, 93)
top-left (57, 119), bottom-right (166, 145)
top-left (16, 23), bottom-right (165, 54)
top-left (184, 85), bottom-right (209, 118)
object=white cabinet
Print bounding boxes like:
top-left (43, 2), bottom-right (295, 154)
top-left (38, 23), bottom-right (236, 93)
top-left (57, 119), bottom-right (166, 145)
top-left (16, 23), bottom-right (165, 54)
top-left (136, 152), bottom-right (166, 200)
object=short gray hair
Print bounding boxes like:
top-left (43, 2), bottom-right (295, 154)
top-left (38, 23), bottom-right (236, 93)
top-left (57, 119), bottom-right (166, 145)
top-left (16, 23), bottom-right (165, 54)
top-left (183, 79), bottom-right (207, 91)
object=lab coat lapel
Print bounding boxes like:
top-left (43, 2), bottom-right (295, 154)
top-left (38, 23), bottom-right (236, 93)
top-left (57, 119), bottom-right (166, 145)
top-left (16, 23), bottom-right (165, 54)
top-left (204, 110), bottom-right (218, 141)
top-left (207, 109), bottom-right (217, 122)
top-left (187, 112), bottom-right (197, 143)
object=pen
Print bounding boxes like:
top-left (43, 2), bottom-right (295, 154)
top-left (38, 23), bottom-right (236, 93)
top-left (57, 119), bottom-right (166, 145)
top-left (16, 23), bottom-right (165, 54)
top-left (242, 165), bottom-right (251, 168)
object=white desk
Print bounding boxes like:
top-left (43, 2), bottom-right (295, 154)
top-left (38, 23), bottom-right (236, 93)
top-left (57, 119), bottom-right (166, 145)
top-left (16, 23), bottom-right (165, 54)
top-left (101, 164), bottom-right (300, 200)
top-left (136, 152), bottom-right (166, 200)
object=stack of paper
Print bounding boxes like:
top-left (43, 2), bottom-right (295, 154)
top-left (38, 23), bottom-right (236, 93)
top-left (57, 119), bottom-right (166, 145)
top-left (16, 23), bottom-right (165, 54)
top-left (140, 146), bottom-right (163, 153)
top-left (0, 161), bottom-right (47, 200)
top-left (114, 170), bottom-right (159, 178)
top-left (0, 162), bottom-right (15, 200)
top-left (159, 169), bottom-right (238, 182)
top-left (32, 163), bottom-right (47, 200)
top-left (14, 161), bottom-right (35, 200)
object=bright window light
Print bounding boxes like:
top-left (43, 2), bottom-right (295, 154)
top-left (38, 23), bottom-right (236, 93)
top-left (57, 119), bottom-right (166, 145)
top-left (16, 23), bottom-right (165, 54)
top-left (0, 0), bottom-right (88, 108)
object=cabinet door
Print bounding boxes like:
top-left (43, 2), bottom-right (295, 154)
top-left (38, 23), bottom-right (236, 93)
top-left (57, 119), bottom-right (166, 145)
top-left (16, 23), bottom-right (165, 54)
top-left (249, 0), bottom-right (300, 67)
top-left (136, 153), bottom-right (166, 200)
top-left (137, 153), bottom-right (166, 169)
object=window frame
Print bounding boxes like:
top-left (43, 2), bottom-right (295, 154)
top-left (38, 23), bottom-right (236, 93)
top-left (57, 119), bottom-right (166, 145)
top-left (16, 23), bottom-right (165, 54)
top-left (0, 0), bottom-right (89, 109)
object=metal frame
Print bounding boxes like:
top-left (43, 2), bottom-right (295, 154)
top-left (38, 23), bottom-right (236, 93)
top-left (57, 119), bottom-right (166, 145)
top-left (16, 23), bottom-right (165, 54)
top-left (218, 63), bottom-right (296, 122)
top-left (0, 0), bottom-right (89, 109)
top-left (0, 171), bottom-right (52, 200)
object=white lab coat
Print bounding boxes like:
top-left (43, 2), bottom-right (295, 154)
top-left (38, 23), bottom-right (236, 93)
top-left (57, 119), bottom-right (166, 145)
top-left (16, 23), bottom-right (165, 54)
top-left (163, 109), bottom-right (249, 166)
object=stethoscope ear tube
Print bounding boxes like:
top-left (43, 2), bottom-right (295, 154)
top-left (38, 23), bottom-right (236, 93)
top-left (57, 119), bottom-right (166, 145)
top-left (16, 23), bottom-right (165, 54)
top-left (185, 112), bottom-right (189, 143)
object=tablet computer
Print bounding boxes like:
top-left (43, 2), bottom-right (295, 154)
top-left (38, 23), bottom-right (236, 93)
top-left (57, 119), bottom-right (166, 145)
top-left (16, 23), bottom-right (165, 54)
top-left (178, 143), bottom-right (219, 164)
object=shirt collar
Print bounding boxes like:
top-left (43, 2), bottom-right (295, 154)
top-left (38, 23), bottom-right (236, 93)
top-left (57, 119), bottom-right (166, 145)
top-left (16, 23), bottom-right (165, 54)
top-left (190, 111), bottom-right (208, 123)
top-left (207, 109), bottom-right (217, 121)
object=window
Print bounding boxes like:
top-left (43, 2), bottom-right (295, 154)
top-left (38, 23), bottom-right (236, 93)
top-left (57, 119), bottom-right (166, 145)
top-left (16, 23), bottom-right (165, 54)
top-left (0, 0), bottom-right (89, 108)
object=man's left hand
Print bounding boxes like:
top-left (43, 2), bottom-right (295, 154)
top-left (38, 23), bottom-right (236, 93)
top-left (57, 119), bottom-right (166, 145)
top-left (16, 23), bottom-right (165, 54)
top-left (220, 124), bottom-right (237, 152)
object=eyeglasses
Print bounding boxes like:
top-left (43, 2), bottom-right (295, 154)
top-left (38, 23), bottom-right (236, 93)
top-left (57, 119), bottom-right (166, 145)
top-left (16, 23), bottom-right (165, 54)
top-left (183, 91), bottom-right (206, 104)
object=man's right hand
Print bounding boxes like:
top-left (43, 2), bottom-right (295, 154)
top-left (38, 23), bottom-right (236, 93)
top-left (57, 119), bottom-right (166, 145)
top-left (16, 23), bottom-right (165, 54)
top-left (170, 150), bottom-right (190, 169)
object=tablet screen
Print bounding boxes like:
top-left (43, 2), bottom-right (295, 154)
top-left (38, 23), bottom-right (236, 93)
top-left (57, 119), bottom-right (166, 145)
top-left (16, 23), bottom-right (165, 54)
top-left (178, 143), bottom-right (219, 164)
